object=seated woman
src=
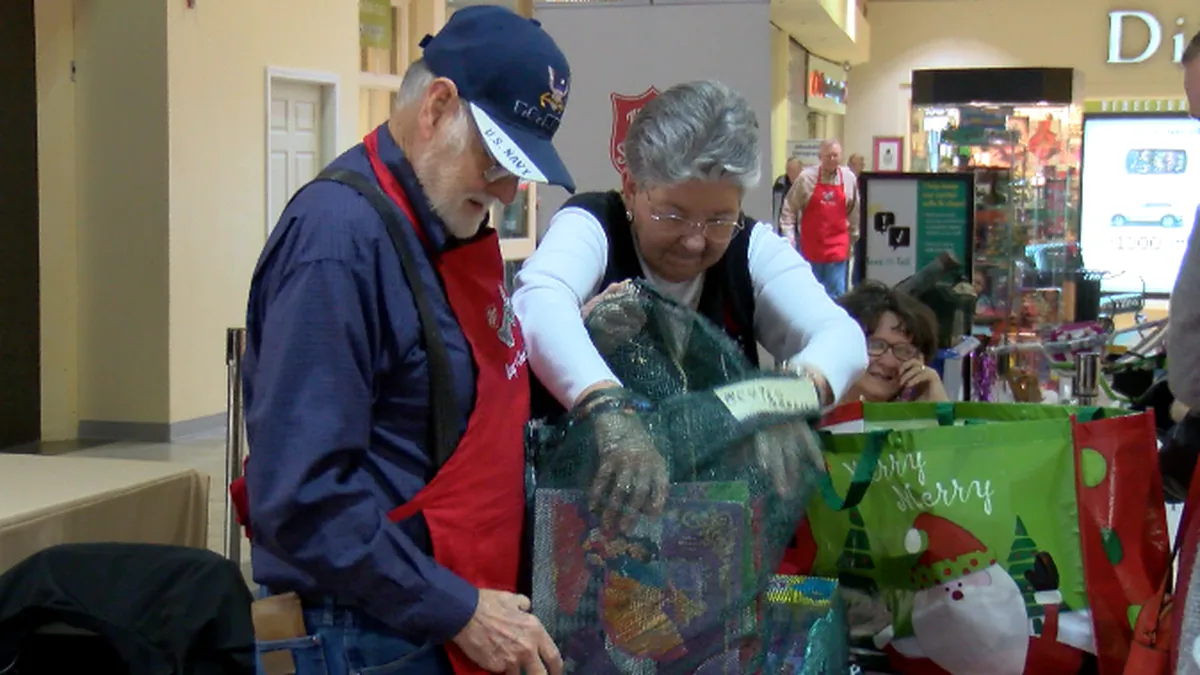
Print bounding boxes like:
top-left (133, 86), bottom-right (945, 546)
top-left (837, 281), bottom-right (948, 403)
top-left (514, 79), bottom-right (867, 417)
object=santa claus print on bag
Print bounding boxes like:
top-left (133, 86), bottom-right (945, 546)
top-left (876, 513), bottom-right (1091, 675)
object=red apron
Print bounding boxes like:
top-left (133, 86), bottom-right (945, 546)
top-left (364, 131), bottom-right (530, 675)
top-left (799, 174), bottom-right (850, 264)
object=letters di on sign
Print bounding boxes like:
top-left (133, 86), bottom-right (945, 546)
top-left (1107, 10), bottom-right (1190, 64)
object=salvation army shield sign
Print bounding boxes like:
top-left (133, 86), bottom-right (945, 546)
top-left (610, 87), bottom-right (660, 175)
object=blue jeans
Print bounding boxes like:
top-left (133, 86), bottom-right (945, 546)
top-left (255, 597), bottom-right (452, 675)
top-left (811, 260), bottom-right (848, 298)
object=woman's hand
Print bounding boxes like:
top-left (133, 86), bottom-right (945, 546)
top-left (581, 281), bottom-right (648, 356)
top-left (751, 420), bottom-right (823, 500)
top-left (581, 280), bottom-right (636, 319)
top-left (779, 362), bottom-right (834, 407)
top-left (582, 389), bottom-right (669, 533)
top-left (898, 359), bottom-right (949, 402)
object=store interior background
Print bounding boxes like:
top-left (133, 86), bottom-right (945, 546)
top-left (1, 0), bottom-right (1194, 451)
top-left (846, 0), bottom-right (1194, 155)
top-left (7, 0), bottom-right (866, 451)
top-left (845, 0), bottom-right (1195, 328)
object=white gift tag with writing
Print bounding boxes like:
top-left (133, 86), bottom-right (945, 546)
top-left (712, 378), bottom-right (819, 422)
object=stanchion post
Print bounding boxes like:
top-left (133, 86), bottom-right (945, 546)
top-left (224, 328), bottom-right (247, 561)
top-left (1074, 351), bottom-right (1100, 407)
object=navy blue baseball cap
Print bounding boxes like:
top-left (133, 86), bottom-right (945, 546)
top-left (420, 6), bottom-right (576, 193)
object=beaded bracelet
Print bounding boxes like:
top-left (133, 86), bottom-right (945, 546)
top-left (575, 388), bottom-right (651, 418)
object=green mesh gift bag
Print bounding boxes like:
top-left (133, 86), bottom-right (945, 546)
top-left (529, 281), bottom-right (851, 674)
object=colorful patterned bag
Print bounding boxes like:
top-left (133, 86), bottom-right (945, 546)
top-left (783, 401), bottom-right (1170, 675)
top-left (761, 576), bottom-right (850, 673)
top-left (532, 482), bottom-right (757, 673)
top-left (527, 281), bottom-right (838, 673)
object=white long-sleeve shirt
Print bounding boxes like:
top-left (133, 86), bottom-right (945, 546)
top-left (513, 205), bottom-right (869, 409)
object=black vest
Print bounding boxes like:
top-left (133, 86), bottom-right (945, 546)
top-left (529, 190), bottom-right (759, 422)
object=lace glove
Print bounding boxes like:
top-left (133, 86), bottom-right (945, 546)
top-left (751, 417), bottom-right (825, 499)
top-left (741, 371), bottom-right (826, 499)
top-left (578, 388), bottom-right (669, 532)
top-left (582, 280), bottom-right (648, 356)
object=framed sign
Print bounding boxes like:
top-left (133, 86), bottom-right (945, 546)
top-left (805, 55), bottom-right (848, 116)
top-left (853, 172), bottom-right (975, 288)
top-left (873, 136), bottom-right (904, 172)
top-left (787, 139), bottom-right (825, 166)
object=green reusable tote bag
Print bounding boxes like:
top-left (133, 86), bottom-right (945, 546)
top-left (791, 401), bottom-right (1165, 675)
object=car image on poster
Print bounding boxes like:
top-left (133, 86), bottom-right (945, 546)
top-left (1080, 114), bottom-right (1200, 295)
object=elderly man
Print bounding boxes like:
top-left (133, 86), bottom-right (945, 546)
top-left (772, 155), bottom-right (804, 225)
top-left (847, 153), bottom-right (866, 176)
top-left (238, 6), bottom-right (573, 675)
top-left (779, 140), bottom-right (860, 297)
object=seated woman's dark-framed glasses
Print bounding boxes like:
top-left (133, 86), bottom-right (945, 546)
top-left (647, 211), bottom-right (744, 243)
top-left (867, 338), bottom-right (920, 361)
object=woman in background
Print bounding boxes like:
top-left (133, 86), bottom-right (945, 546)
top-left (838, 281), bottom-right (948, 403)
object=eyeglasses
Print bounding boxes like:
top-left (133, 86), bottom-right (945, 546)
top-left (647, 212), bottom-right (744, 243)
top-left (468, 112), bottom-right (516, 184)
top-left (482, 163), bottom-right (513, 184)
top-left (867, 337), bottom-right (920, 361)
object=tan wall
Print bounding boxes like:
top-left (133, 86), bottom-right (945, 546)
top-left (73, 0), bottom-right (173, 428)
top-left (165, 0), bottom-right (361, 424)
top-left (770, 25), bottom-right (790, 178)
top-left (35, 0), bottom-right (363, 437)
top-left (846, 0), bottom-right (1196, 160)
top-left (35, 0), bottom-right (79, 441)
top-left (33, 0), bottom-right (456, 437)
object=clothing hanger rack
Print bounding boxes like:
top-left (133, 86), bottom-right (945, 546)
top-left (981, 318), bottom-right (1169, 359)
top-left (983, 334), bottom-right (1104, 358)
top-left (1110, 318), bottom-right (1168, 361)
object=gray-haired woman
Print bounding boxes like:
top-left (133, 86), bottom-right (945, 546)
top-left (512, 80), bottom-right (867, 520)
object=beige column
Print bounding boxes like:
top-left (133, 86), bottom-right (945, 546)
top-left (407, 0), bottom-right (447, 66)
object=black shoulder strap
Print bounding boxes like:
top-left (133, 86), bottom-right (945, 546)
top-left (313, 168), bottom-right (461, 471)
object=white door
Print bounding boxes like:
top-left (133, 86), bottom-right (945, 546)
top-left (268, 80), bottom-right (323, 233)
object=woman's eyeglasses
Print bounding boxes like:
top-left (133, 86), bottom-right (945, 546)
top-left (867, 338), bottom-right (919, 361)
top-left (647, 212), bottom-right (744, 243)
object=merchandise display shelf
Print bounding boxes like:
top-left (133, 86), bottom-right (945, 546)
top-left (911, 102), bottom-right (1083, 338)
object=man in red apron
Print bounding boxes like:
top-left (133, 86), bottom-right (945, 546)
top-left (779, 140), bottom-right (860, 297)
top-left (236, 7), bottom-right (575, 675)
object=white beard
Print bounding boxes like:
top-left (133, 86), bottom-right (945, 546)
top-left (910, 566), bottom-right (1029, 675)
top-left (410, 113), bottom-right (495, 240)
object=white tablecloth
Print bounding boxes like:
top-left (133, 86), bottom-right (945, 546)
top-left (0, 454), bottom-right (209, 573)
